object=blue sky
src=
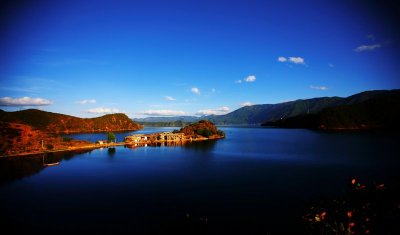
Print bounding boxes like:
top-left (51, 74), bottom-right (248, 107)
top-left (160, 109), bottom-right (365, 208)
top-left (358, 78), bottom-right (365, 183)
top-left (1, 0), bottom-right (399, 118)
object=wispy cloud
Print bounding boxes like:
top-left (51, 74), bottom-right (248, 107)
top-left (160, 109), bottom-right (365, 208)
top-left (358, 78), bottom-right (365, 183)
top-left (87, 107), bottom-right (121, 114)
top-left (235, 80), bottom-right (242, 84)
top-left (195, 106), bottom-right (230, 116)
top-left (239, 102), bottom-right (253, 107)
top-left (191, 87), bottom-right (200, 95)
top-left (0, 86), bottom-right (41, 93)
top-left (0, 97), bottom-right (53, 106)
top-left (165, 96), bottom-right (176, 101)
top-left (278, 56), bottom-right (305, 64)
top-left (31, 58), bottom-right (105, 66)
top-left (354, 44), bottom-right (381, 52)
top-left (211, 88), bottom-right (216, 93)
top-left (77, 99), bottom-right (96, 104)
top-left (1, 76), bottom-right (68, 93)
top-left (310, 85), bottom-right (328, 90)
top-left (140, 109), bottom-right (186, 116)
top-left (367, 34), bottom-right (375, 40)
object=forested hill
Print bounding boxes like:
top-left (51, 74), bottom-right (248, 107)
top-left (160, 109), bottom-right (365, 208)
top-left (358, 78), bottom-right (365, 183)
top-left (206, 97), bottom-right (342, 125)
top-left (262, 89), bottom-right (400, 130)
top-left (207, 89), bottom-right (400, 125)
top-left (130, 89), bottom-right (400, 126)
top-left (0, 109), bottom-right (143, 134)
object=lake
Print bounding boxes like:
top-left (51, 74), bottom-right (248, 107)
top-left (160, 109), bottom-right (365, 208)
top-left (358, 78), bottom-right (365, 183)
top-left (1, 127), bottom-right (399, 234)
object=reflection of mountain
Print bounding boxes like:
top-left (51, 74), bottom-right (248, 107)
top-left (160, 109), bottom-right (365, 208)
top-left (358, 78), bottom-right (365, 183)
top-left (0, 150), bottom-right (92, 185)
top-left (0, 109), bottom-right (142, 134)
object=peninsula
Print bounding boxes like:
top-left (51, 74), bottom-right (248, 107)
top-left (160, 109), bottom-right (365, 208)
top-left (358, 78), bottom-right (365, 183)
top-left (0, 109), bottom-right (142, 157)
top-left (0, 109), bottom-right (224, 157)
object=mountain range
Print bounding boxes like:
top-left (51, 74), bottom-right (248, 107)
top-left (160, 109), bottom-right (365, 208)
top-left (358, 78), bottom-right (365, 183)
top-left (136, 89), bottom-right (400, 127)
top-left (263, 89), bottom-right (400, 130)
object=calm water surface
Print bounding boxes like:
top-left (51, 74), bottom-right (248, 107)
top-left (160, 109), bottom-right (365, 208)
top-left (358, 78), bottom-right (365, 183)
top-left (1, 127), bottom-right (399, 234)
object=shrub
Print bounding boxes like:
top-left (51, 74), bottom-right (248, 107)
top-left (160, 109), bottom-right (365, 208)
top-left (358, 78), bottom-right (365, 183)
top-left (63, 137), bottom-right (73, 142)
top-left (46, 144), bottom-right (54, 150)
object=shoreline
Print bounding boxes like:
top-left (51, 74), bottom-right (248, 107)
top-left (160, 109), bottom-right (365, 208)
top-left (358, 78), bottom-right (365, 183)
top-left (0, 142), bottom-right (125, 158)
top-left (0, 135), bottom-right (224, 158)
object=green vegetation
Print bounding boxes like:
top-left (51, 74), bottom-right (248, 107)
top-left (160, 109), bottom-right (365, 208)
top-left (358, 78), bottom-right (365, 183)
top-left (62, 137), bottom-right (73, 142)
top-left (177, 120), bottom-right (223, 138)
top-left (217, 130), bottom-right (225, 137)
top-left (107, 132), bottom-right (116, 143)
top-left (196, 128), bottom-right (213, 138)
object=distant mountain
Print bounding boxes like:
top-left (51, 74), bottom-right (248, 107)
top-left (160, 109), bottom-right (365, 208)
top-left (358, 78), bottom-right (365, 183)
top-left (132, 90), bottom-right (400, 126)
top-left (133, 116), bottom-right (200, 123)
top-left (205, 97), bottom-right (341, 125)
top-left (263, 89), bottom-right (400, 130)
top-left (0, 109), bottom-right (143, 134)
top-left (138, 120), bottom-right (192, 127)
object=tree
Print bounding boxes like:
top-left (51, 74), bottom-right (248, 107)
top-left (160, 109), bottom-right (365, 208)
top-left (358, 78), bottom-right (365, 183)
top-left (107, 132), bottom-right (116, 143)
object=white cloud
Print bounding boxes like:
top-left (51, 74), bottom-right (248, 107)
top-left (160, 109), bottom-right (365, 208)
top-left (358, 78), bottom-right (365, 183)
top-left (87, 107), bottom-right (121, 114)
top-left (236, 75), bottom-right (256, 84)
top-left (77, 99), bottom-right (96, 104)
top-left (195, 106), bottom-right (230, 116)
top-left (191, 87), bottom-right (200, 95)
top-left (141, 109), bottom-right (187, 116)
top-left (354, 44), bottom-right (381, 52)
top-left (0, 97), bottom-right (53, 106)
top-left (239, 102), bottom-right (253, 107)
top-left (244, 75), bottom-right (256, 82)
top-left (278, 56), bottom-right (305, 65)
top-left (278, 56), bottom-right (287, 62)
top-left (288, 57), bottom-right (305, 64)
top-left (165, 96), bottom-right (176, 101)
top-left (310, 85), bottom-right (328, 90)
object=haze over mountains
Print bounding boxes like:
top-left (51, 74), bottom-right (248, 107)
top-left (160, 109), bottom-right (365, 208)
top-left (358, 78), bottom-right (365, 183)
top-left (135, 89), bottom-right (400, 128)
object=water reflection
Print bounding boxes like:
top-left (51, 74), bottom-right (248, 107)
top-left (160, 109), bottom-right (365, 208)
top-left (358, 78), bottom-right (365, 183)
top-left (125, 139), bottom-right (217, 151)
top-left (0, 149), bottom-right (92, 185)
top-left (107, 147), bottom-right (116, 157)
top-left (42, 153), bottom-right (60, 166)
top-left (183, 140), bottom-right (217, 152)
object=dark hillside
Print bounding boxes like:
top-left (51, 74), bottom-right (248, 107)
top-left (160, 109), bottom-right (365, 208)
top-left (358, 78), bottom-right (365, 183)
top-left (263, 90), bottom-right (400, 130)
